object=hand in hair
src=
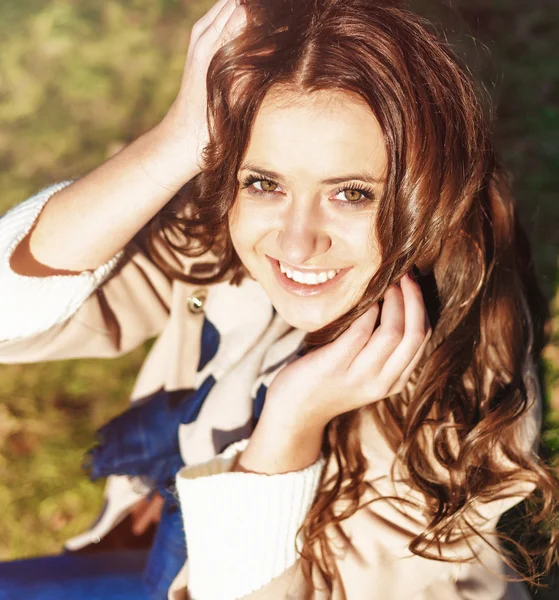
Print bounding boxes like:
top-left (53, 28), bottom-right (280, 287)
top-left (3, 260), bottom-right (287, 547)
top-left (158, 0), bottom-right (247, 177)
top-left (237, 273), bottom-right (432, 474)
top-left (8, 0), bottom-right (249, 276)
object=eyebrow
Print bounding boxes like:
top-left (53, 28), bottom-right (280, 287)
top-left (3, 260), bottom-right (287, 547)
top-left (239, 162), bottom-right (385, 185)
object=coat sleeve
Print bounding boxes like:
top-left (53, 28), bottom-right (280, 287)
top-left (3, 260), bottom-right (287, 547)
top-left (175, 373), bottom-right (541, 600)
top-left (242, 380), bottom-right (540, 600)
top-left (0, 181), bottom-right (175, 362)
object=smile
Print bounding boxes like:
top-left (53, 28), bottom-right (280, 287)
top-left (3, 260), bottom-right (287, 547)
top-left (266, 256), bottom-right (351, 297)
top-left (279, 260), bottom-right (340, 285)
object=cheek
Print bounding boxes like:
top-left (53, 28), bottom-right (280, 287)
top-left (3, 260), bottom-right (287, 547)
top-left (228, 205), bottom-right (257, 255)
top-left (363, 238), bottom-right (381, 268)
top-left (228, 202), bottom-right (243, 242)
top-left (347, 222), bottom-right (380, 269)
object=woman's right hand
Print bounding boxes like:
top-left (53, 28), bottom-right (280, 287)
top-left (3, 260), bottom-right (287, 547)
top-left (8, 0), bottom-right (248, 277)
top-left (154, 0), bottom-right (248, 185)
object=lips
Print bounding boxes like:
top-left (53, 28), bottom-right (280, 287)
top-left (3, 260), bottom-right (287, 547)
top-left (266, 256), bottom-right (350, 297)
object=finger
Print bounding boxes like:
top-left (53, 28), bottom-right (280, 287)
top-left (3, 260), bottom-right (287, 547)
top-left (321, 303), bottom-right (380, 370)
top-left (130, 497), bottom-right (151, 535)
top-left (388, 322), bottom-right (432, 395)
top-left (192, 0), bottom-right (231, 38)
top-left (378, 273), bottom-right (429, 386)
top-left (218, 3), bottom-right (248, 45)
top-left (350, 284), bottom-right (405, 374)
top-left (131, 493), bottom-right (165, 535)
top-left (204, 0), bottom-right (239, 39)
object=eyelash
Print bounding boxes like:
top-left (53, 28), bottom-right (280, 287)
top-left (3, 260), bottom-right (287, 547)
top-left (240, 173), bottom-right (375, 207)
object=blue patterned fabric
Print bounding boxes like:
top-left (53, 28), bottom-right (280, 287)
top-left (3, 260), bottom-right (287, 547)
top-left (84, 316), bottom-right (262, 599)
top-left (82, 311), bottom-right (303, 599)
top-left (0, 309), bottom-right (303, 599)
top-left (0, 318), bottom-right (226, 600)
top-left (86, 376), bottom-right (216, 504)
top-left (252, 383), bottom-right (268, 423)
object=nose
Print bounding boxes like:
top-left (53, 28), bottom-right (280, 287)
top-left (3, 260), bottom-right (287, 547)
top-left (276, 203), bottom-right (332, 266)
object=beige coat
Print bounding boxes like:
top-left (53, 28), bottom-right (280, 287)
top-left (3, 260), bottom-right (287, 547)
top-left (0, 218), bottom-right (537, 600)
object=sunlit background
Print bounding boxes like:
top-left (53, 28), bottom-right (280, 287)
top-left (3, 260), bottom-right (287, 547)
top-left (1, 0), bottom-right (557, 593)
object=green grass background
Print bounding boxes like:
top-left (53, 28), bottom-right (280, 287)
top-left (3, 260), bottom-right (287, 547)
top-left (0, 0), bottom-right (557, 589)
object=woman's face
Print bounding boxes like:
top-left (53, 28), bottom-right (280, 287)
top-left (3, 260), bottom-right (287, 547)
top-left (229, 88), bottom-right (387, 332)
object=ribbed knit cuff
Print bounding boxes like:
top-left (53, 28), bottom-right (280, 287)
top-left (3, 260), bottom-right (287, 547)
top-left (0, 181), bottom-right (124, 341)
top-left (176, 438), bottom-right (326, 600)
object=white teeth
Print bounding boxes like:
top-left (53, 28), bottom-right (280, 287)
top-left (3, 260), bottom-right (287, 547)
top-left (277, 261), bottom-right (341, 285)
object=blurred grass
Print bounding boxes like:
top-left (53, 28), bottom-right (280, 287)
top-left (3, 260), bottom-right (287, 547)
top-left (0, 0), bottom-right (558, 585)
top-left (0, 345), bottom-right (148, 558)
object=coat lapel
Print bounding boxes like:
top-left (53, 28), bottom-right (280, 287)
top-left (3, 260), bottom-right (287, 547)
top-left (178, 277), bottom-right (302, 465)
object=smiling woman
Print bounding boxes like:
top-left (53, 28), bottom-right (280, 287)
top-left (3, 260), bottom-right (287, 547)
top-left (1, 0), bottom-right (558, 599)
top-left (229, 89), bottom-right (384, 330)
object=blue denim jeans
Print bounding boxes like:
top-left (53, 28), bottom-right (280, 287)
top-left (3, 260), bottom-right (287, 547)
top-left (0, 550), bottom-right (150, 600)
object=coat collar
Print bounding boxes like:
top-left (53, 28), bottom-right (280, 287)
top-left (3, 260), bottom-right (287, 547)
top-left (179, 276), bottom-right (306, 465)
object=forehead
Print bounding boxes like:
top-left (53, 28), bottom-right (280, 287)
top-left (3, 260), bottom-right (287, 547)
top-left (244, 88), bottom-right (387, 181)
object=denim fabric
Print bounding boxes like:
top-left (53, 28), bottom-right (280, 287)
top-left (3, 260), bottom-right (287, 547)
top-left (85, 376), bottom-right (219, 599)
top-left (0, 551), bottom-right (150, 600)
top-left (85, 317), bottom-right (222, 599)
top-left (143, 506), bottom-right (186, 599)
top-left (84, 314), bottom-right (300, 599)
top-left (86, 377), bottom-right (216, 500)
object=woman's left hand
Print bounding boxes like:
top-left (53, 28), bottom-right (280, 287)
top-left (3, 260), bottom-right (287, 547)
top-left (265, 272), bottom-right (432, 433)
top-left (236, 273), bottom-right (432, 474)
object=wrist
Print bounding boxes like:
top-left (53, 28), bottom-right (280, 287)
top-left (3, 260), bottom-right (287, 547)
top-left (235, 408), bottom-right (325, 474)
top-left (134, 122), bottom-right (201, 192)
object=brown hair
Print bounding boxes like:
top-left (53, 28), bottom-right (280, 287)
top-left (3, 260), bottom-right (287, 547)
top-left (141, 0), bottom-right (559, 589)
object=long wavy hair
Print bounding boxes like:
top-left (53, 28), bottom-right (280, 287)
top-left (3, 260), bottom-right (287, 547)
top-left (140, 0), bottom-right (559, 589)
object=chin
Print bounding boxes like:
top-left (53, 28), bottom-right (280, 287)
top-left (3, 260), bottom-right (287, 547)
top-left (275, 305), bottom-right (337, 333)
top-left (292, 321), bottom-right (324, 333)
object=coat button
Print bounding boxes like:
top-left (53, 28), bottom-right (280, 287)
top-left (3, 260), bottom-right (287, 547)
top-left (187, 288), bottom-right (208, 314)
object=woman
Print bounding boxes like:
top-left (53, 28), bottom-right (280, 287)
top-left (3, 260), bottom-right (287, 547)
top-left (1, 0), bottom-right (557, 599)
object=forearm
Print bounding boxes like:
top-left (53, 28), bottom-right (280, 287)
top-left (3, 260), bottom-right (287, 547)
top-left (9, 121), bottom-right (199, 276)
